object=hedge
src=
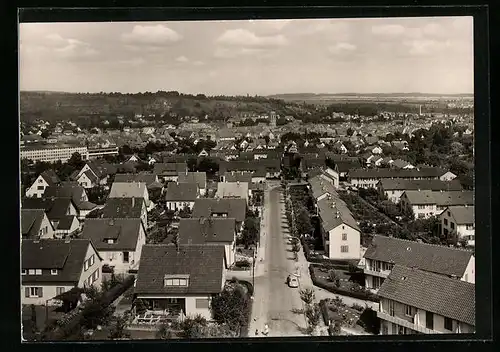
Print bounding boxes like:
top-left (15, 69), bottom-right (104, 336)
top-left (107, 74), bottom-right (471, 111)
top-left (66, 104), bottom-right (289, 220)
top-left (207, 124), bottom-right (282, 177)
top-left (300, 237), bottom-right (358, 269)
top-left (309, 265), bottom-right (379, 303)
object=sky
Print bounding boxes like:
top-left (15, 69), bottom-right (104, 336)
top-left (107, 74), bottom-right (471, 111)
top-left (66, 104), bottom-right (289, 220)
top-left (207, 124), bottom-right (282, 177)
top-left (19, 17), bottom-right (474, 95)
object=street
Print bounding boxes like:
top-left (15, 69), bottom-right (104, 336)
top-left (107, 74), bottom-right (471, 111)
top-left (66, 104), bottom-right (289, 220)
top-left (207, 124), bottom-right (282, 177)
top-left (249, 184), bottom-right (308, 337)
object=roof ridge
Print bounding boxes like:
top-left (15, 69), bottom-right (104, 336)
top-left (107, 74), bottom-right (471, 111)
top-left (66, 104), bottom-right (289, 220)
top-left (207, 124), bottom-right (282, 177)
top-left (374, 235), bottom-right (473, 253)
top-left (392, 264), bottom-right (476, 285)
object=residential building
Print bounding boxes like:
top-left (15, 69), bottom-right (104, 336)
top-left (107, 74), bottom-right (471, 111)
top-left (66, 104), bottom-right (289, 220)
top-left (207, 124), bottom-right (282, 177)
top-left (20, 144), bottom-right (89, 163)
top-left (362, 235), bottom-right (475, 293)
top-left (81, 218), bottom-right (146, 274)
top-left (377, 265), bottom-right (475, 335)
top-left (114, 173), bottom-right (159, 187)
top-left (165, 182), bottom-right (199, 211)
top-left (440, 206), bottom-right (475, 246)
top-left (153, 162), bottom-right (188, 182)
top-left (221, 171), bottom-right (253, 184)
top-left (43, 184), bottom-right (96, 220)
top-left (316, 195), bottom-right (361, 260)
top-left (178, 171), bottom-right (207, 196)
top-left (25, 170), bottom-right (61, 198)
top-left (72, 160), bottom-right (116, 189)
top-left (102, 197), bottom-right (148, 228)
top-left (21, 209), bottom-right (55, 239)
top-left (134, 244), bottom-right (226, 321)
top-left (179, 218), bottom-right (237, 268)
top-left (349, 168), bottom-right (457, 189)
top-left (216, 182), bottom-right (249, 203)
top-left (109, 182), bottom-right (151, 209)
top-left (400, 190), bottom-right (474, 219)
top-left (21, 239), bottom-right (102, 305)
top-left (192, 198), bottom-right (247, 233)
top-left (377, 179), bottom-right (463, 203)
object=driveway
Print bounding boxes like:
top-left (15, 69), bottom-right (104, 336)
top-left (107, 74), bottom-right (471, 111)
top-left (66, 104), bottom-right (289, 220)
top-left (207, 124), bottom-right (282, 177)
top-left (249, 185), bottom-right (308, 338)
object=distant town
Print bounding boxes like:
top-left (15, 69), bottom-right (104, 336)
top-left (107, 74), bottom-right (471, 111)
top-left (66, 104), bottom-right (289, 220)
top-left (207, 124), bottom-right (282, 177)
top-left (20, 90), bottom-right (475, 340)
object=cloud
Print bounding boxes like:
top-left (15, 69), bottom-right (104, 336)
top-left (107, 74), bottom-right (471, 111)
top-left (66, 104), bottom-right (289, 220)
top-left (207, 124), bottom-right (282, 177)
top-left (176, 55), bottom-right (189, 63)
top-left (22, 33), bottom-right (100, 60)
top-left (403, 39), bottom-right (452, 56)
top-left (114, 57), bottom-right (146, 66)
top-left (121, 25), bottom-right (182, 46)
top-left (371, 24), bottom-right (406, 36)
top-left (193, 60), bottom-right (205, 66)
top-left (328, 42), bottom-right (357, 55)
top-left (216, 28), bottom-right (288, 47)
top-left (249, 19), bottom-right (292, 33)
top-left (213, 46), bottom-right (276, 59)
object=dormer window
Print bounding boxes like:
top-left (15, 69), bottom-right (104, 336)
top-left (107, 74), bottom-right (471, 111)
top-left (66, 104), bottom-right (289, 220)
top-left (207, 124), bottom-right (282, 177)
top-left (28, 269), bottom-right (35, 275)
top-left (164, 275), bottom-right (189, 287)
top-left (35, 269), bottom-right (42, 275)
top-left (22, 269), bottom-right (27, 275)
top-left (51, 269), bottom-right (58, 275)
top-left (106, 239), bottom-right (116, 244)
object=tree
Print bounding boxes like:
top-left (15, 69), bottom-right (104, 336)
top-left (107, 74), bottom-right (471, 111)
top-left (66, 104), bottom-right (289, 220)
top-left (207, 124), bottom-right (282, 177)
top-left (68, 152), bottom-right (85, 170)
top-left (180, 315), bottom-right (208, 339)
top-left (305, 304), bottom-right (321, 331)
top-left (240, 217), bottom-right (259, 248)
top-left (187, 157), bottom-right (198, 172)
top-left (210, 284), bottom-right (250, 334)
top-left (299, 288), bottom-right (315, 305)
top-left (296, 205), bottom-right (312, 236)
top-left (346, 127), bottom-right (354, 137)
top-left (108, 312), bottom-right (131, 339)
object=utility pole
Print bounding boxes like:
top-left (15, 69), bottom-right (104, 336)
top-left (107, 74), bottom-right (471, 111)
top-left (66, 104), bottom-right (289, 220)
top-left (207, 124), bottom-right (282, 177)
top-left (252, 247), bottom-right (256, 291)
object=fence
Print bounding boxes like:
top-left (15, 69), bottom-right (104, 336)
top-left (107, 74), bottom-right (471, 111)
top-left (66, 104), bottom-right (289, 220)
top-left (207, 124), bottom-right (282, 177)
top-left (42, 275), bottom-right (136, 341)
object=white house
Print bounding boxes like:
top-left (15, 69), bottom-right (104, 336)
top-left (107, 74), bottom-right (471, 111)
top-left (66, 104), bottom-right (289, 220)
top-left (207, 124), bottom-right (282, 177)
top-left (400, 190), bottom-right (474, 219)
top-left (21, 239), bottom-right (102, 305)
top-left (377, 265), bottom-right (475, 335)
top-left (165, 182), bottom-right (199, 211)
top-left (109, 182), bottom-right (151, 209)
top-left (134, 244), bottom-right (226, 321)
top-left (21, 209), bottom-right (55, 239)
top-left (25, 170), bottom-right (61, 198)
top-left (440, 205), bottom-right (475, 246)
top-left (377, 179), bottom-right (463, 204)
top-left (81, 218), bottom-right (146, 274)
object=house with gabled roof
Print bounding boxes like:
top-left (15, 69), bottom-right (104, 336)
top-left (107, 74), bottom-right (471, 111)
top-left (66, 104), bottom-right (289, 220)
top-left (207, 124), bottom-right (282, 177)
top-left (153, 162), bottom-right (188, 182)
top-left (192, 198), bottom-right (247, 233)
top-left (43, 185), bottom-right (96, 219)
top-left (439, 205), bottom-right (475, 246)
top-left (216, 182), bottom-right (249, 203)
top-left (400, 190), bottom-right (474, 219)
top-left (81, 218), bottom-right (146, 274)
top-left (21, 209), bottom-right (55, 240)
top-left (72, 160), bottom-right (116, 189)
top-left (25, 170), bottom-right (61, 198)
top-left (377, 265), bottom-right (475, 335)
top-left (179, 217), bottom-right (237, 268)
top-left (391, 159), bottom-right (414, 169)
top-left (109, 182), bottom-right (152, 209)
top-left (377, 179), bottom-right (463, 203)
top-left (102, 197), bottom-right (148, 228)
top-left (165, 182), bottom-right (199, 211)
top-left (361, 235), bottom-right (475, 293)
top-left (21, 239), bottom-right (102, 305)
top-left (178, 171), bottom-right (207, 196)
top-left (134, 244), bottom-right (226, 321)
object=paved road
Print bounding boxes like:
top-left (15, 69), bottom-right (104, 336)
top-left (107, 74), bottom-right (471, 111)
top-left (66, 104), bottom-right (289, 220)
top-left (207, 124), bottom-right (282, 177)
top-left (250, 186), bottom-right (308, 337)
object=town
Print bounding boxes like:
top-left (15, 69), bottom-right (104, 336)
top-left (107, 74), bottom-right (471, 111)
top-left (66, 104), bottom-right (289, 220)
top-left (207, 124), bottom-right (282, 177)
top-left (20, 90), bottom-right (475, 340)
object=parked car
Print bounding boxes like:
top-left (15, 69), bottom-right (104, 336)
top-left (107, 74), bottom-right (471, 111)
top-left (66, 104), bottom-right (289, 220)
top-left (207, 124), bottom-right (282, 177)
top-left (287, 276), bottom-right (299, 288)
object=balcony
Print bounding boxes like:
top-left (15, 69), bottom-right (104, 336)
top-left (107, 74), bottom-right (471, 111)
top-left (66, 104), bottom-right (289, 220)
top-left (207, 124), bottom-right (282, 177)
top-left (377, 311), bottom-right (442, 335)
top-left (364, 267), bottom-right (391, 279)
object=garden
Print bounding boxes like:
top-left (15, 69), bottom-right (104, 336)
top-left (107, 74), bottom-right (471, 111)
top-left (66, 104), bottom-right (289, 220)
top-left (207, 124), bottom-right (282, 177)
top-left (319, 296), bottom-right (380, 336)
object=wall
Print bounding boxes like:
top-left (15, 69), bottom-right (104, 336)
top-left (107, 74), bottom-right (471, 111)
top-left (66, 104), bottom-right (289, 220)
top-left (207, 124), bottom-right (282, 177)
top-left (38, 214), bottom-right (55, 239)
top-left (26, 176), bottom-right (49, 198)
top-left (21, 284), bottom-right (75, 306)
top-left (351, 178), bottom-right (379, 189)
top-left (166, 201), bottom-right (195, 211)
top-left (77, 243), bottom-right (103, 288)
top-left (327, 224), bottom-right (361, 260)
top-left (137, 294), bottom-right (214, 321)
top-left (99, 225), bottom-right (145, 274)
top-left (461, 256), bottom-right (475, 284)
top-left (382, 190), bottom-right (404, 203)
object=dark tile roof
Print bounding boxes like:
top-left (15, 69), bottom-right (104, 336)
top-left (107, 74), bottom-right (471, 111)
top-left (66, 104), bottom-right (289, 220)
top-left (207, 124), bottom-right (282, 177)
top-left (87, 160), bottom-right (117, 178)
top-left (102, 198), bottom-right (145, 219)
top-left (114, 173), bottom-right (157, 185)
top-left (154, 162), bottom-right (188, 176)
top-left (364, 235), bottom-right (473, 277)
top-left (21, 209), bottom-right (46, 238)
top-left (165, 182), bottom-right (198, 202)
top-left (334, 160), bottom-right (362, 173)
top-left (56, 215), bottom-right (77, 230)
top-left (81, 218), bottom-right (143, 251)
top-left (179, 218), bottom-right (236, 244)
top-left (192, 198), bottom-right (246, 223)
top-left (224, 171), bottom-right (253, 183)
top-left (317, 195), bottom-right (360, 232)
top-left (43, 185), bottom-right (86, 208)
top-left (83, 169), bottom-right (99, 184)
top-left (22, 197), bottom-right (76, 221)
top-left (40, 169), bottom-right (61, 187)
top-left (178, 171), bottom-right (207, 189)
top-left (134, 244), bottom-right (225, 295)
top-left (109, 182), bottom-right (147, 199)
top-left (378, 179), bottom-right (463, 191)
top-left (378, 265), bottom-right (475, 326)
top-left (349, 167), bottom-right (449, 179)
top-left (445, 205), bottom-right (474, 224)
top-left (22, 239), bottom-right (95, 284)
top-left (402, 190), bottom-right (474, 206)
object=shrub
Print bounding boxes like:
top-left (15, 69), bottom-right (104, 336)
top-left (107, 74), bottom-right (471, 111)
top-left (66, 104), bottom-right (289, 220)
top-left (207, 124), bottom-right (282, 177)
top-left (234, 259), bottom-right (251, 268)
top-left (351, 303), bottom-right (364, 312)
top-left (299, 288), bottom-right (315, 305)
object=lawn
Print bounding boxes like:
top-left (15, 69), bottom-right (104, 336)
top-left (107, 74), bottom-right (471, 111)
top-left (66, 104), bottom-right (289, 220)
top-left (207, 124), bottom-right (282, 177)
top-left (311, 265), bottom-right (360, 292)
top-left (320, 296), bottom-right (364, 330)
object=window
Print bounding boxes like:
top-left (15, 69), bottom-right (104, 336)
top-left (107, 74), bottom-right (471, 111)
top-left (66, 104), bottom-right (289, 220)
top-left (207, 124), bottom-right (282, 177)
top-left (123, 252), bottom-right (129, 263)
top-left (450, 222), bottom-right (455, 229)
top-left (89, 255), bottom-right (95, 266)
top-left (425, 311), bottom-right (434, 330)
top-left (466, 224), bottom-right (474, 230)
top-left (37, 186), bottom-right (44, 190)
top-left (342, 233), bottom-right (347, 241)
top-left (447, 211), bottom-right (450, 216)
top-left (443, 219), bottom-right (448, 226)
top-left (418, 205), bottom-right (426, 209)
top-left (35, 269), bottom-right (42, 275)
top-left (164, 276), bottom-right (189, 287)
top-left (26, 287), bottom-right (43, 298)
top-left (341, 245), bottom-right (349, 253)
top-left (38, 179), bottom-right (43, 183)
top-left (418, 213), bottom-right (425, 219)
top-left (444, 317), bottom-right (453, 331)
top-left (21, 269), bottom-right (27, 275)
top-left (56, 287), bottom-right (65, 295)
top-left (195, 298), bottom-right (210, 309)
top-left (51, 269), bottom-right (58, 275)
top-left (405, 305), bottom-right (412, 317)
